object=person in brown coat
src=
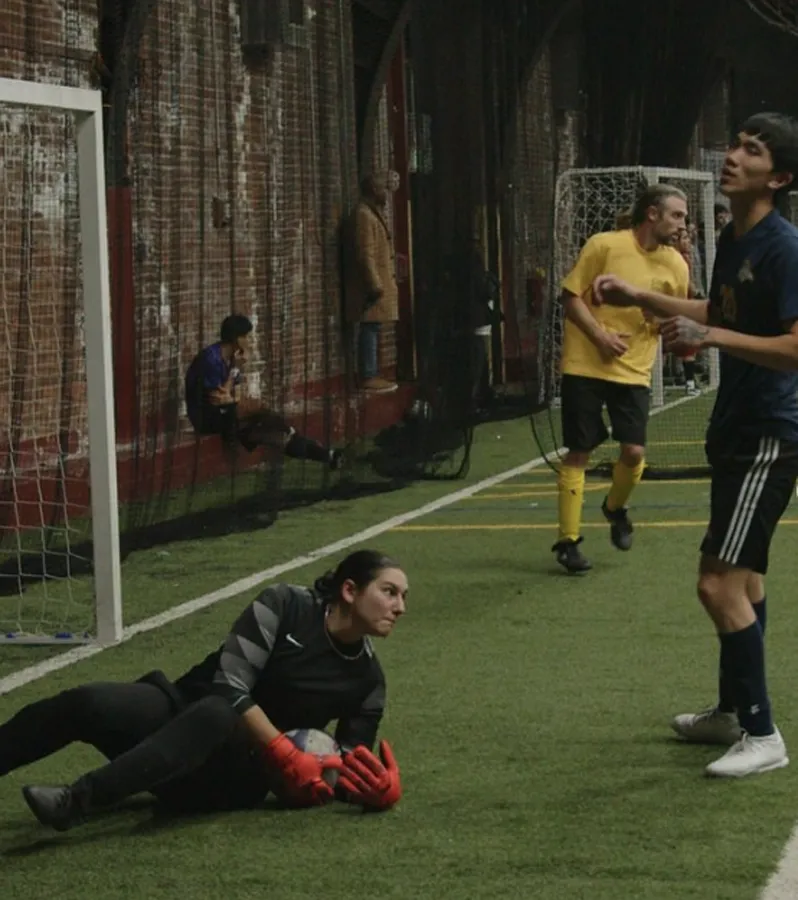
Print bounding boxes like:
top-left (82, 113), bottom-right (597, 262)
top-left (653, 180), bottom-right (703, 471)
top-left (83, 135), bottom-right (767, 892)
top-left (344, 172), bottom-right (400, 393)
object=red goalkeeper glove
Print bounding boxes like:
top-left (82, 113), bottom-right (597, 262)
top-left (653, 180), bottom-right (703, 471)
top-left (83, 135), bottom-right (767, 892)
top-left (339, 740), bottom-right (402, 811)
top-left (262, 734), bottom-right (342, 806)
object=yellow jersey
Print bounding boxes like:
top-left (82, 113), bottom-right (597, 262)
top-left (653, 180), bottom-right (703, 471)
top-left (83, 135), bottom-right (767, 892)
top-left (560, 229), bottom-right (689, 386)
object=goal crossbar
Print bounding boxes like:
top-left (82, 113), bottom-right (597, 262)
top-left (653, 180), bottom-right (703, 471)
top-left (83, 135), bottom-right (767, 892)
top-left (0, 76), bottom-right (102, 115)
top-left (559, 166), bottom-right (714, 185)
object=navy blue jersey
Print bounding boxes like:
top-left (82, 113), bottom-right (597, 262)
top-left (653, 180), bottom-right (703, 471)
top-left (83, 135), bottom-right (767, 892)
top-left (707, 211), bottom-right (798, 447)
top-left (184, 343), bottom-right (241, 425)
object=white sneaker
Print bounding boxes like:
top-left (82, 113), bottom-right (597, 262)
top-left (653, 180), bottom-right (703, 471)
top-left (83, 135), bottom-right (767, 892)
top-left (671, 707), bottom-right (742, 745)
top-left (705, 729), bottom-right (789, 778)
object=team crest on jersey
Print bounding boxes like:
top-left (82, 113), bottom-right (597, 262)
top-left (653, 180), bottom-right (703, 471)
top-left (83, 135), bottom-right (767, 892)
top-left (738, 259), bottom-right (755, 283)
top-left (720, 284), bottom-right (737, 323)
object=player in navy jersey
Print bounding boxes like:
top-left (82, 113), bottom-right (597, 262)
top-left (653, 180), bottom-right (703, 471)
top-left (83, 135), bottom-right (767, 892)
top-left (0, 550), bottom-right (406, 829)
top-left (591, 112), bottom-right (798, 778)
top-left (185, 313), bottom-right (342, 469)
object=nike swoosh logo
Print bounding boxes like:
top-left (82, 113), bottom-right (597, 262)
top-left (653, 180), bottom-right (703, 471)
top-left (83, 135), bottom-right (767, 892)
top-left (285, 634), bottom-right (303, 648)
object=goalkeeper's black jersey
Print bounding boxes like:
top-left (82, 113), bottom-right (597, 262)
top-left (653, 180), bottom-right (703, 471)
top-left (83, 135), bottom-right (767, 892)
top-left (175, 584), bottom-right (385, 751)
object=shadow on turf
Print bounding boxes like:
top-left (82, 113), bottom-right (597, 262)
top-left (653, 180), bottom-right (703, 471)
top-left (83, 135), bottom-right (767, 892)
top-left (0, 797), bottom-right (156, 856)
top-left (0, 794), bottom-right (368, 855)
top-left (0, 418), bottom-right (478, 598)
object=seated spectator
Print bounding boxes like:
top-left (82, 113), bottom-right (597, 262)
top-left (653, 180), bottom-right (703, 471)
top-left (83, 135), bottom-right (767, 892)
top-left (185, 314), bottom-right (341, 470)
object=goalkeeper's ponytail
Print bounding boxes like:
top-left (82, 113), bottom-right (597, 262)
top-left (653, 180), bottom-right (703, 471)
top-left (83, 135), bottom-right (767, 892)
top-left (313, 570), bottom-right (336, 600)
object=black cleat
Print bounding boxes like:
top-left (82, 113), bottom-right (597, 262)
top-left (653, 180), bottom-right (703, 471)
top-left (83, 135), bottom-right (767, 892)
top-left (602, 497), bottom-right (634, 551)
top-left (552, 537), bottom-right (592, 574)
top-left (22, 784), bottom-right (86, 832)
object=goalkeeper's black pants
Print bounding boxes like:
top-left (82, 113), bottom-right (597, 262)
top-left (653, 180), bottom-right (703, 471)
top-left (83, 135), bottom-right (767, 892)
top-left (0, 672), bottom-right (271, 813)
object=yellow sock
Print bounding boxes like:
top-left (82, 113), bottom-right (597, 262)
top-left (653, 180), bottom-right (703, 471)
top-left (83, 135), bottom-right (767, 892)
top-left (606, 459), bottom-right (645, 512)
top-left (558, 465), bottom-right (585, 542)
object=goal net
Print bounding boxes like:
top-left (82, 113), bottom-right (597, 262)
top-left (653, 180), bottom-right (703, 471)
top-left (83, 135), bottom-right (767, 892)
top-left (0, 78), bottom-right (121, 646)
top-left (744, 0), bottom-right (798, 38)
top-left (537, 166), bottom-right (719, 478)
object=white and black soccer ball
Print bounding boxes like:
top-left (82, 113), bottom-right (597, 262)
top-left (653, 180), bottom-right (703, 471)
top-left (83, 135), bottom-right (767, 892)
top-left (285, 728), bottom-right (341, 789)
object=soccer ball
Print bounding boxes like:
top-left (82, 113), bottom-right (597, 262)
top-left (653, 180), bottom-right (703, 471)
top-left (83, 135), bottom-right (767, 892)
top-left (285, 728), bottom-right (341, 789)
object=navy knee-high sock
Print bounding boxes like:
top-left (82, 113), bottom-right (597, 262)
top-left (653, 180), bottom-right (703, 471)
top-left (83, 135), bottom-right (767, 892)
top-left (718, 597), bottom-right (766, 714)
top-left (718, 620), bottom-right (773, 737)
top-left (753, 596), bottom-right (767, 634)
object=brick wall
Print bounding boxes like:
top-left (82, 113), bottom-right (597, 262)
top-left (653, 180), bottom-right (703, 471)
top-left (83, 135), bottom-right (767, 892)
top-left (122, 0), bottom-right (359, 438)
top-left (0, 0), bottom-right (98, 525)
top-left (0, 0), bottom-right (96, 88)
top-left (0, 0), bottom-right (369, 525)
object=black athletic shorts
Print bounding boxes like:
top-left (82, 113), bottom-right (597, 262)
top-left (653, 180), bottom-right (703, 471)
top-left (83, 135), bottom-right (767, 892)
top-left (701, 434), bottom-right (798, 574)
top-left (560, 373), bottom-right (650, 453)
top-left (190, 403), bottom-right (290, 452)
top-left (190, 402), bottom-right (240, 442)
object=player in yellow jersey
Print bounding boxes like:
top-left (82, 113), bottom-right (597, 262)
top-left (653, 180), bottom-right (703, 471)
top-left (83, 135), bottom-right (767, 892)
top-left (553, 185), bottom-right (690, 573)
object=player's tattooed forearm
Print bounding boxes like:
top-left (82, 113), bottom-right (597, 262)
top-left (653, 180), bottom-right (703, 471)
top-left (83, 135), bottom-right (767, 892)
top-left (678, 320), bottom-right (710, 344)
top-left (664, 317), bottom-right (710, 346)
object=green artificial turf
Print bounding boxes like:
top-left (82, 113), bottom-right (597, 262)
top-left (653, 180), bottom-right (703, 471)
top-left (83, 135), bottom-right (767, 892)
top-left (1, 407), bottom-right (797, 899)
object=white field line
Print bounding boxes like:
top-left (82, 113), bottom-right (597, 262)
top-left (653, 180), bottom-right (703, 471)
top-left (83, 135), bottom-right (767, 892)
top-left (760, 823), bottom-right (798, 898)
top-left (0, 453), bottom-right (555, 695)
top-left (0, 391), bottom-right (699, 696)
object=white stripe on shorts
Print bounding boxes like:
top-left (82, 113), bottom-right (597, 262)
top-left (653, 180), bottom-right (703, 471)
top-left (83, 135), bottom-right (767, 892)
top-left (718, 436), bottom-right (780, 565)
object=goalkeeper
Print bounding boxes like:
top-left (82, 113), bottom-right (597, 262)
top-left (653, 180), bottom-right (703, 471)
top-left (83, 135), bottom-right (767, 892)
top-left (185, 313), bottom-right (342, 469)
top-left (0, 550), bottom-right (406, 830)
top-left (553, 185), bottom-right (690, 574)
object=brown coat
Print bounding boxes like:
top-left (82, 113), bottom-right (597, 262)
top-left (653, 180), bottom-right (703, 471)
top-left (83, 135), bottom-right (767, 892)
top-left (343, 200), bottom-right (399, 324)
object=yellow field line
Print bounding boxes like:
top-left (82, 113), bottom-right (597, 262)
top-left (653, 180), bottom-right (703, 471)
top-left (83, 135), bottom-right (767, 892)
top-left (488, 478), bottom-right (710, 489)
top-left (471, 487), bottom-right (606, 499)
top-left (646, 440), bottom-right (706, 447)
top-left (392, 520), bottom-right (729, 532)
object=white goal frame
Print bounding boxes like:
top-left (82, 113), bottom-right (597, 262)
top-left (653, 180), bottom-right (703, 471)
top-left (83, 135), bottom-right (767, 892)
top-left (549, 166), bottom-right (720, 409)
top-left (0, 77), bottom-right (122, 646)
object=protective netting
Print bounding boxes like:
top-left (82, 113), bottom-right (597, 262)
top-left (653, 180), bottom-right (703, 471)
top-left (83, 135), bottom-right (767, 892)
top-left (0, 0), bottom-right (481, 639)
top-left (105, 0), bottom-right (473, 549)
top-left (501, 45), bottom-right (558, 414)
top-left (0, 101), bottom-right (95, 638)
top-left (744, 0), bottom-right (798, 36)
top-left (4, 0), bottom-right (798, 642)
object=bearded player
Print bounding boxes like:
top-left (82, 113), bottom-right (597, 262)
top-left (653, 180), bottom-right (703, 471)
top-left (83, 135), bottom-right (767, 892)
top-left (553, 185), bottom-right (690, 574)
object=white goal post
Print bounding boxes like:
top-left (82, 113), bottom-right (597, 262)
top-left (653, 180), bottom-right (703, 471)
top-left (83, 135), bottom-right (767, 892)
top-left (0, 76), bottom-right (122, 645)
top-left (546, 166), bottom-right (721, 409)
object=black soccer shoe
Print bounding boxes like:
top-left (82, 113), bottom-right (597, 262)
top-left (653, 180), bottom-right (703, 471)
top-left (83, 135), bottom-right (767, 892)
top-left (552, 537), bottom-right (592, 575)
top-left (22, 785), bottom-right (86, 832)
top-left (601, 497), bottom-right (634, 551)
